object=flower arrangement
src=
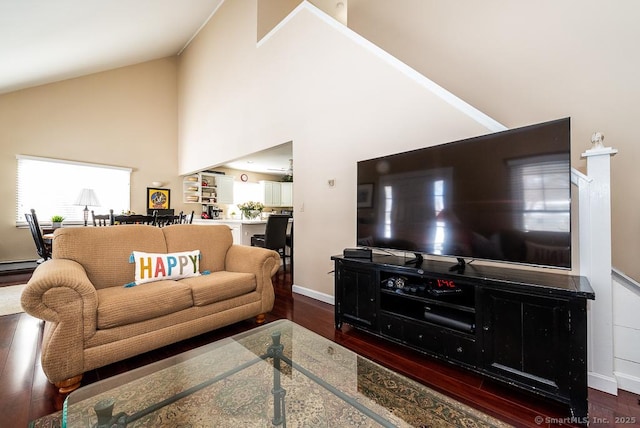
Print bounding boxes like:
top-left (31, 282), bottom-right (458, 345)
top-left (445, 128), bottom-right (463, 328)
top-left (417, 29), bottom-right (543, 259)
top-left (237, 201), bottom-right (264, 220)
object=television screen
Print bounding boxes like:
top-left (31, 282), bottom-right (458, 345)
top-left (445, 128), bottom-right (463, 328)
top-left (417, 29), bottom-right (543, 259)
top-left (356, 117), bottom-right (571, 269)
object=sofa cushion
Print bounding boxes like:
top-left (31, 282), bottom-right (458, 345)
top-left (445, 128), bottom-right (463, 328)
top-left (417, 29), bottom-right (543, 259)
top-left (97, 280), bottom-right (194, 329)
top-left (180, 271), bottom-right (256, 306)
top-left (53, 225), bottom-right (167, 290)
top-left (162, 225), bottom-right (232, 273)
top-left (128, 250), bottom-right (202, 286)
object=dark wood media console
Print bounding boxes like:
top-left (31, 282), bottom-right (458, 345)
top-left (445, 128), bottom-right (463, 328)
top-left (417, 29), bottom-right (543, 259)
top-left (332, 254), bottom-right (595, 421)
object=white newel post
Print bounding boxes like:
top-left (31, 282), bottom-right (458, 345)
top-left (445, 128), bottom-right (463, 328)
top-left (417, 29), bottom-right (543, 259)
top-left (580, 132), bottom-right (618, 394)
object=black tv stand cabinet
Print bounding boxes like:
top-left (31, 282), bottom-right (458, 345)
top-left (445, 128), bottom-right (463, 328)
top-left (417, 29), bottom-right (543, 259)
top-left (332, 254), bottom-right (595, 422)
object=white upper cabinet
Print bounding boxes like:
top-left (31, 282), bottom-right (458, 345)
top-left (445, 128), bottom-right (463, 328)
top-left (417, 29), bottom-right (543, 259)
top-left (260, 180), bottom-right (293, 207)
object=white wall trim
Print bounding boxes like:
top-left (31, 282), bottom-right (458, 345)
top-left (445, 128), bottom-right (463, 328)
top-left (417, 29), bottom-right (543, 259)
top-left (258, 1), bottom-right (506, 133)
top-left (588, 372), bottom-right (619, 395)
top-left (612, 267), bottom-right (640, 297)
top-left (570, 167), bottom-right (591, 186)
top-left (178, 0), bottom-right (227, 55)
top-left (615, 371), bottom-right (640, 396)
top-left (292, 284), bottom-right (335, 305)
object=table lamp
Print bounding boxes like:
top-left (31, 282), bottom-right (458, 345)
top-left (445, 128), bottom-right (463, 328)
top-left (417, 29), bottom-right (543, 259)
top-left (74, 188), bottom-right (100, 226)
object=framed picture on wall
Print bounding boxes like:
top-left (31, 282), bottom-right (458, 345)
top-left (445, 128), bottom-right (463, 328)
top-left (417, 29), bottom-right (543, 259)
top-left (147, 187), bottom-right (170, 212)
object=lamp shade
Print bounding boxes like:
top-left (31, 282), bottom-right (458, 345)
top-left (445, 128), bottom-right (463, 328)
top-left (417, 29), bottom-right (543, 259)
top-left (74, 188), bottom-right (100, 207)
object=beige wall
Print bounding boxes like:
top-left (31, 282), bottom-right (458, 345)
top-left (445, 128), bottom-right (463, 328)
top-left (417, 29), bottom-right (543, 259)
top-left (257, 0), bottom-right (347, 41)
top-left (4, 0), bottom-right (636, 284)
top-left (257, 0), bottom-right (301, 41)
top-left (0, 58), bottom-right (187, 262)
top-left (348, 0), bottom-right (640, 281)
top-left (178, 1), bottom-right (495, 297)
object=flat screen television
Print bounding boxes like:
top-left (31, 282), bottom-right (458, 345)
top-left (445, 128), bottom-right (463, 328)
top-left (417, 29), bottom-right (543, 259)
top-left (356, 117), bottom-right (571, 270)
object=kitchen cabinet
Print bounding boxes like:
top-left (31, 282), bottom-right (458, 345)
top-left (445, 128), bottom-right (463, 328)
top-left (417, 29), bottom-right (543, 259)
top-left (280, 182), bottom-right (293, 206)
top-left (215, 220), bottom-right (242, 244)
top-left (261, 181), bottom-right (280, 207)
top-left (183, 173), bottom-right (234, 205)
top-left (260, 180), bottom-right (293, 207)
top-left (215, 175), bottom-right (234, 204)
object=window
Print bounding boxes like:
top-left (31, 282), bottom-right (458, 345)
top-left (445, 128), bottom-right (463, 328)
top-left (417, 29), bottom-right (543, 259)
top-left (16, 155), bottom-right (131, 225)
top-left (233, 181), bottom-right (261, 204)
top-left (509, 154), bottom-right (570, 232)
top-left (383, 185), bottom-right (393, 239)
top-left (432, 179), bottom-right (445, 255)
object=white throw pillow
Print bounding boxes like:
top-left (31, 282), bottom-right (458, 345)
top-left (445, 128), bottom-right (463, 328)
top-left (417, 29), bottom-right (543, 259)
top-left (125, 250), bottom-right (201, 287)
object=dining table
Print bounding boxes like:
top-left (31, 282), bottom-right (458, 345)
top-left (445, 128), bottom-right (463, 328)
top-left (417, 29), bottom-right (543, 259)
top-left (112, 214), bottom-right (156, 225)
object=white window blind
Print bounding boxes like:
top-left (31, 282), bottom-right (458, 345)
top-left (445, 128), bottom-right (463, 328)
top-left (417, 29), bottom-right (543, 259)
top-left (16, 155), bottom-right (131, 225)
top-left (509, 154), bottom-right (570, 232)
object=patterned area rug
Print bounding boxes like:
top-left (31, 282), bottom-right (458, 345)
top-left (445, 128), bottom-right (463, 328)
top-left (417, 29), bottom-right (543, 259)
top-left (0, 284), bottom-right (26, 316)
top-left (30, 322), bottom-right (512, 427)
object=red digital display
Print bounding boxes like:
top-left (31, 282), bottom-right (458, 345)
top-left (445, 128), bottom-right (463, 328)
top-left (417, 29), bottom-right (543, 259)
top-left (436, 279), bottom-right (456, 289)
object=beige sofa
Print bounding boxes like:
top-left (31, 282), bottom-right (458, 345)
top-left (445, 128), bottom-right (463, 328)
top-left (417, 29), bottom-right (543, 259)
top-left (21, 224), bottom-right (279, 393)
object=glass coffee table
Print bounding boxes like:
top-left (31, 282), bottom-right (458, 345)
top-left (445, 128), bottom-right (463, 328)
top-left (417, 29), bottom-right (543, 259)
top-left (62, 319), bottom-right (507, 427)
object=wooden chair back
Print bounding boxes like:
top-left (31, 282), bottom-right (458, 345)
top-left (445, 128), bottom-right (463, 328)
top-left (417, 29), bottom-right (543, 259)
top-left (114, 213), bottom-right (156, 225)
top-left (154, 214), bottom-right (181, 227)
top-left (179, 210), bottom-right (195, 224)
top-left (91, 209), bottom-right (114, 226)
top-left (250, 214), bottom-right (290, 270)
top-left (24, 208), bottom-right (51, 261)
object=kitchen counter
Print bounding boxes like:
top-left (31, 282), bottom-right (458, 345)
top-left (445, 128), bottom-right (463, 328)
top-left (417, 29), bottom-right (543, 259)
top-left (192, 218), bottom-right (266, 245)
top-left (192, 218), bottom-right (292, 246)
top-left (193, 219), bottom-right (268, 224)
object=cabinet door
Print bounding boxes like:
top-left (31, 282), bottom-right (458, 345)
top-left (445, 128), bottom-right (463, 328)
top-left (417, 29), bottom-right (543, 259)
top-left (271, 182), bottom-right (282, 206)
top-left (480, 289), bottom-right (571, 396)
top-left (215, 175), bottom-right (234, 204)
top-left (280, 182), bottom-right (293, 206)
top-left (335, 264), bottom-right (377, 330)
top-left (261, 181), bottom-right (281, 207)
top-left (216, 221), bottom-right (241, 244)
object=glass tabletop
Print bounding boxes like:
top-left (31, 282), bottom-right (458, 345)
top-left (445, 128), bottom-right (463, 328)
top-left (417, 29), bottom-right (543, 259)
top-left (62, 319), bottom-right (501, 427)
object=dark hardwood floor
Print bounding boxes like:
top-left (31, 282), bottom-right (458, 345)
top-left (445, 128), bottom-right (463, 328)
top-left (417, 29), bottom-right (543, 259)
top-left (1, 268), bottom-right (639, 427)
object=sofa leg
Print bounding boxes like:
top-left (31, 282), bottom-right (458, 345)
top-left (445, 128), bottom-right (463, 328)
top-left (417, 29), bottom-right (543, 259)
top-left (54, 374), bottom-right (83, 394)
top-left (256, 313), bottom-right (266, 324)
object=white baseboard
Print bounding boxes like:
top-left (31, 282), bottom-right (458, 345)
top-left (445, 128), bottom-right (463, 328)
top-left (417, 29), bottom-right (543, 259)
top-left (291, 284), bottom-right (335, 305)
top-left (615, 371), bottom-right (640, 395)
top-left (588, 372), bottom-right (618, 395)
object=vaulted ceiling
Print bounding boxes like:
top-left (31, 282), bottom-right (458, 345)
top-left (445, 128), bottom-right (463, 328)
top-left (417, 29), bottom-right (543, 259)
top-left (0, 0), bottom-right (222, 94)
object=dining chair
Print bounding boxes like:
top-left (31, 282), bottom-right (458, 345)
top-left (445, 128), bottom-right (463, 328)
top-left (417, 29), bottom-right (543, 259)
top-left (114, 213), bottom-right (156, 225)
top-left (180, 210), bottom-right (195, 224)
top-left (286, 220), bottom-right (293, 275)
top-left (91, 209), bottom-right (114, 226)
top-left (154, 214), bottom-right (181, 227)
top-left (24, 208), bottom-right (51, 263)
top-left (250, 214), bottom-right (290, 271)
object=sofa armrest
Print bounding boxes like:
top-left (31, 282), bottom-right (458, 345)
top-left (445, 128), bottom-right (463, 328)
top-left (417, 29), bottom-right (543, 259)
top-left (21, 259), bottom-right (98, 339)
top-left (225, 245), bottom-right (279, 312)
top-left (20, 259), bottom-right (99, 383)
